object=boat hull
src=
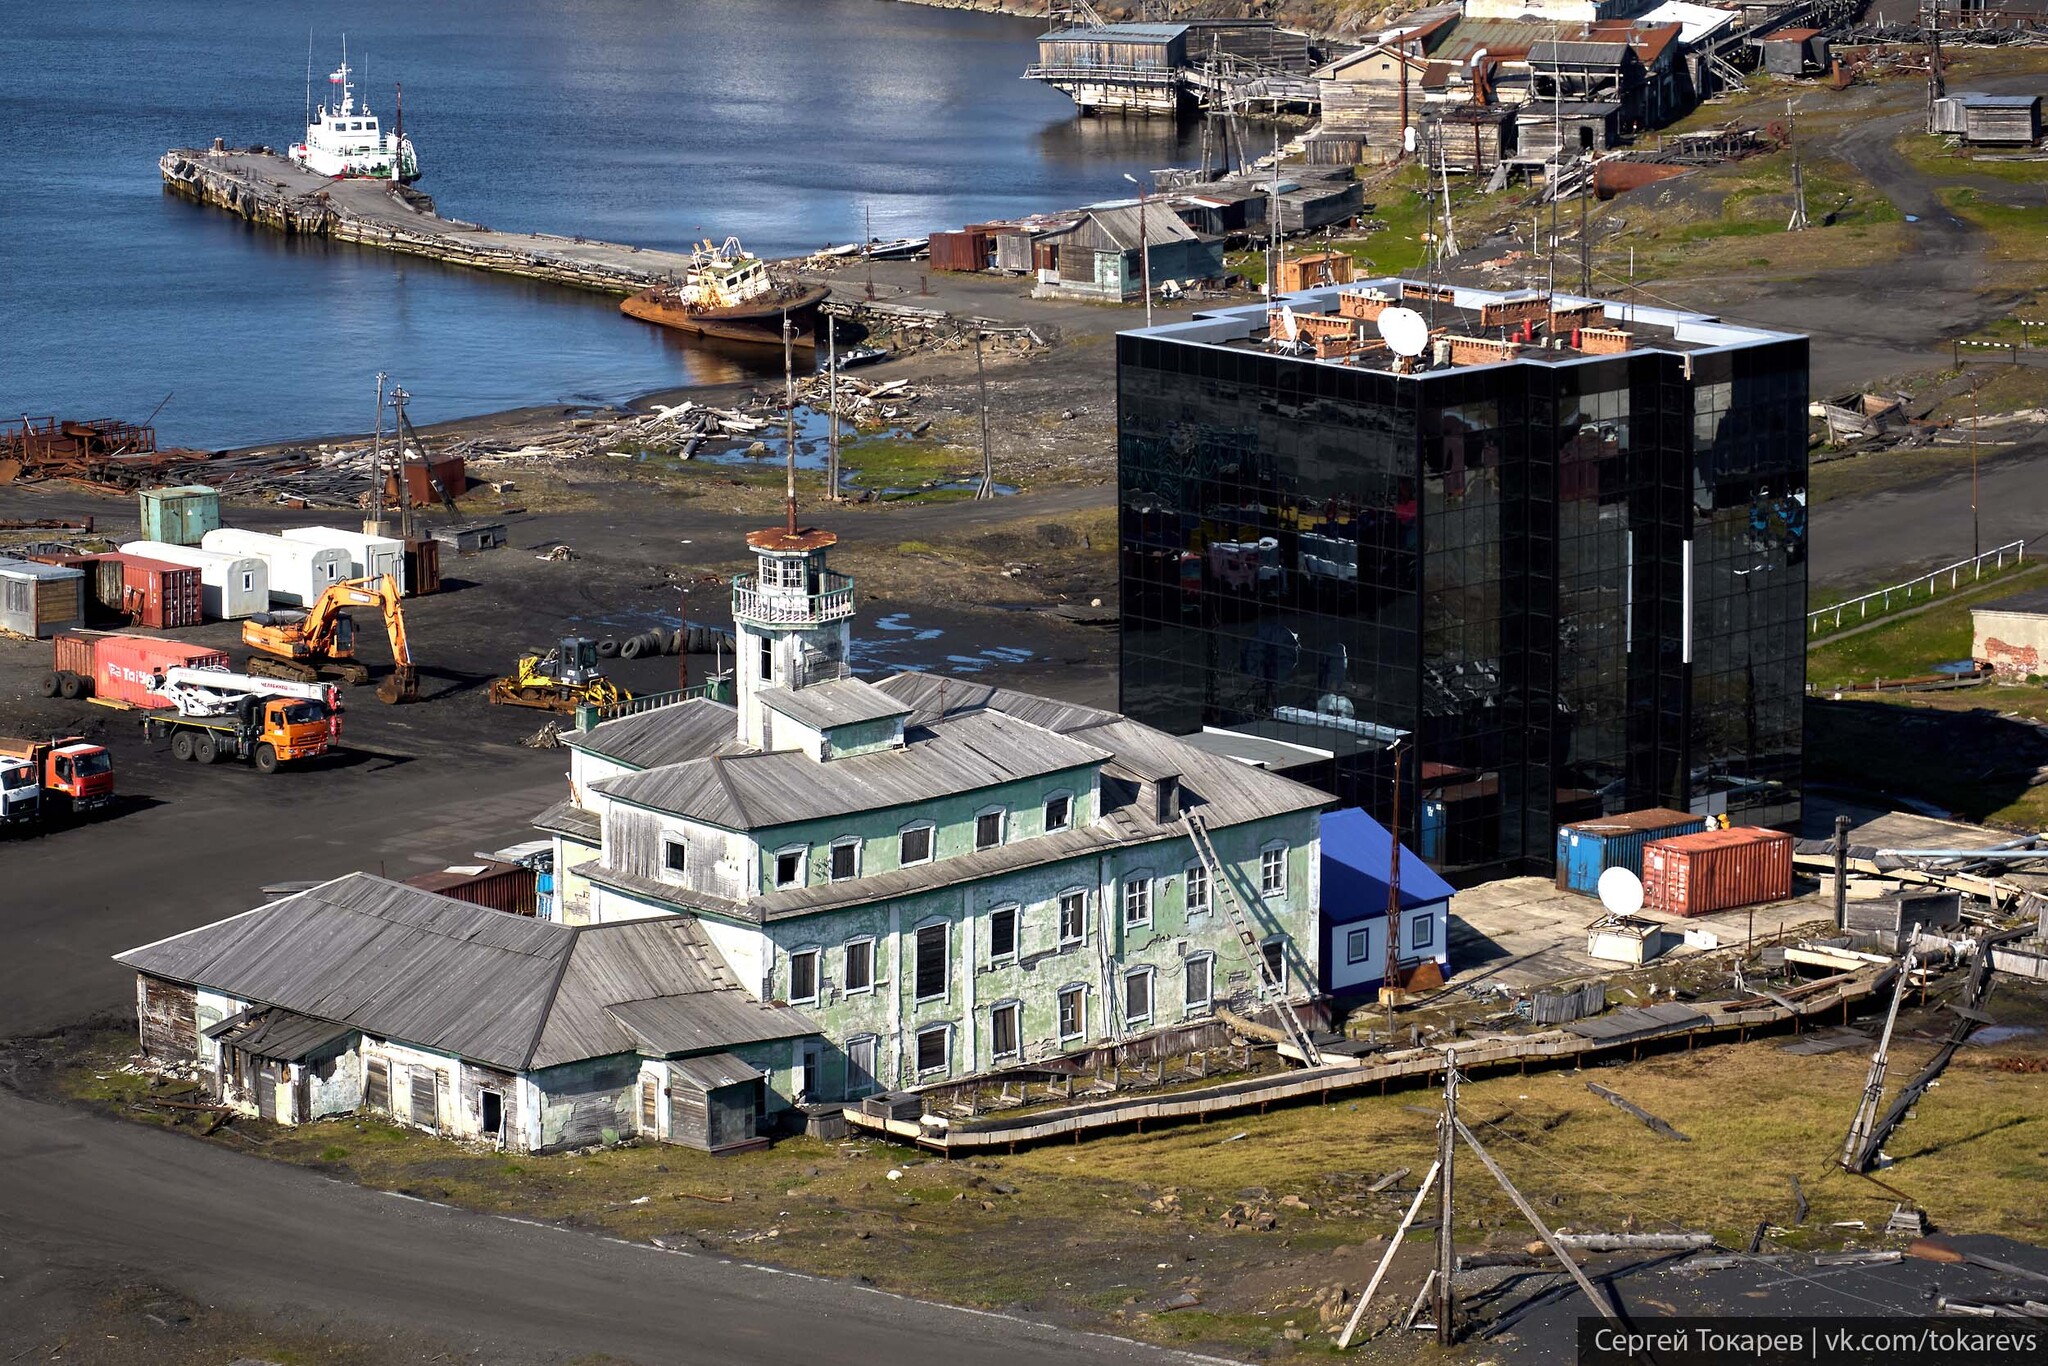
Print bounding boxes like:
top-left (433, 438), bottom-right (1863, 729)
top-left (621, 283), bottom-right (830, 346)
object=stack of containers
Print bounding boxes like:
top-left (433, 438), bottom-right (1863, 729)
top-left (1554, 808), bottom-right (1710, 895)
top-left (200, 529), bottom-right (349, 608)
top-left (119, 541), bottom-right (269, 620)
top-left (278, 526), bottom-right (406, 594)
top-left (1642, 827), bottom-right (1795, 917)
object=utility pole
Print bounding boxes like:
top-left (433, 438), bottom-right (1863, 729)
top-left (389, 384), bottom-right (412, 543)
top-left (1124, 172), bottom-right (1154, 327)
top-left (1971, 377), bottom-right (1981, 558)
top-left (975, 330), bottom-right (994, 500)
top-left (1578, 152), bottom-right (1592, 293)
top-left (369, 371), bottom-right (387, 534)
top-left (864, 205), bottom-right (876, 302)
top-left (1786, 98), bottom-right (1810, 231)
top-left (1266, 128), bottom-right (1282, 299)
top-left (1842, 932), bottom-right (1921, 1171)
top-left (1833, 812), bottom-right (1851, 932)
top-left (1434, 1052), bottom-right (1458, 1346)
top-left (1382, 740), bottom-right (1405, 1007)
top-left (826, 316), bottom-right (840, 502)
top-left (1925, 0), bottom-right (1946, 133)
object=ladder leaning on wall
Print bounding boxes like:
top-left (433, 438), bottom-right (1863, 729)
top-left (1184, 812), bottom-right (1322, 1066)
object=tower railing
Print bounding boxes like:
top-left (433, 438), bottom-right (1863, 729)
top-left (733, 570), bottom-right (855, 626)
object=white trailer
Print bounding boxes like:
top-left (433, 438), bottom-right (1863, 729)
top-left (278, 526), bottom-right (406, 594)
top-left (201, 529), bottom-right (349, 608)
top-left (120, 541), bottom-right (270, 620)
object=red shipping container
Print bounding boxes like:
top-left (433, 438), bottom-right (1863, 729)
top-left (405, 860), bottom-right (538, 916)
top-left (108, 553), bottom-right (204, 629)
top-left (1641, 827), bottom-right (1794, 917)
top-left (52, 632), bottom-right (232, 709)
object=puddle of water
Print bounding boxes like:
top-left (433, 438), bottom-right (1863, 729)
top-left (1966, 1024), bottom-right (2040, 1047)
top-left (852, 613), bottom-right (1035, 677)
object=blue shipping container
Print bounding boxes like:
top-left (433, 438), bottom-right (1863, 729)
top-left (1555, 808), bottom-right (1708, 894)
top-left (138, 485), bottom-right (220, 547)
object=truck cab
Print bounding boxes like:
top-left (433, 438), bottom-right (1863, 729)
top-left (263, 698), bottom-right (334, 763)
top-left (47, 742), bottom-right (115, 812)
top-left (0, 758), bottom-right (39, 826)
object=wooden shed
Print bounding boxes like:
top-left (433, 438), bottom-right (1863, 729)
top-left (0, 557), bottom-right (86, 639)
top-left (664, 1053), bottom-right (767, 1153)
top-left (1957, 93), bottom-right (2043, 146)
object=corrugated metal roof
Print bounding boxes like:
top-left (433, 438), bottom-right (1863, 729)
top-left (593, 708), bottom-right (1112, 830)
top-left (114, 873), bottom-right (817, 1071)
top-left (1431, 19), bottom-right (1557, 61)
top-left (669, 1052), bottom-right (766, 1091)
top-left (610, 996), bottom-right (813, 1057)
top-left (1082, 204), bottom-right (1202, 251)
top-left (1043, 22), bottom-right (1190, 40)
top-left (0, 556), bottom-right (86, 582)
top-left (1529, 39), bottom-right (1633, 65)
top-left (757, 678), bottom-right (912, 731)
top-left (1957, 92), bottom-right (2041, 109)
top-left (1322, 806), bottom-right (1456, 913)
top-left (563, 697), bottom-right (739, 770)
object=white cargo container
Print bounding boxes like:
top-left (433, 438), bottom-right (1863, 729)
top-left (278, 526), bottom-right (406, 594)
top-left (120, 541), bottom-right (270, 620)
top-left (200, 529), bottom-right (349, 608)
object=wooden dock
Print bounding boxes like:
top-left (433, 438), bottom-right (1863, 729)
top-left (159, 148), bottom-right (700, 295)
top-left (845, 962), bottom-right (1895, 1153)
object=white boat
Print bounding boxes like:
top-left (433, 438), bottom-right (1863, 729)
top-left (289, 40), bottom-right (420, 183)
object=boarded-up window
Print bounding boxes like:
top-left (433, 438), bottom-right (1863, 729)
top-left (916, 1025), bottom-right (948, 1073)
top-left (915, 923), bottom-right (948, 1000)
top-left (899, 824), bottom-right (932, 865)
top-left (847, 1036), bottom-right (877, 1095)
top-left (989, 906), bottom-right (1017, 961)
top-left (363, 1057), bottom-right (390, 1111)
top-left (640, 1076), bottom-right (659, 1134)
top-left (409, 1069), bottom-right (438, 1128)
top-left (844, 938), bottom-right (873, 993)
top-left (789, 949), bottom-right (819, 1003)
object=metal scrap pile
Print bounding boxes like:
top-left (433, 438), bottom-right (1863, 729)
top-left (0, 416), bottom-right (193, 492)
top-left (1831, 23), bottom-right (2048, 48)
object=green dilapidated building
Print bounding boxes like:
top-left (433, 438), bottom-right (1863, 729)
top-left (538, 517), bottom-right (1329, 1103)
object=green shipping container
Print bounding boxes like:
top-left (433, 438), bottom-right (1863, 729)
top-left (138, 485), bottom-right (221, 546)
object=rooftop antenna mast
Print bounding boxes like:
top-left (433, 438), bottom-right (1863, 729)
top-left (1266, 128), bottom-right (1281, 299)
top-left (782, 316), bottom-right (798, 535)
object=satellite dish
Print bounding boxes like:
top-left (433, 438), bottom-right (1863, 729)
top-left (1597, 867), bottom-right (1644, 917)
top-left (1378, 306), bottom-right (1429, 358)
top-left (1280, 305), bottom-right (1300, 342)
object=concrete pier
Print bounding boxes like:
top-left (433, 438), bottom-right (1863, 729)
top-left (159, 148), bottom-right (699, 295)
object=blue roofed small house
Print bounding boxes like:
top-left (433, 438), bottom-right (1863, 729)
top-left (1319, 807), bottom-right (1454, 998)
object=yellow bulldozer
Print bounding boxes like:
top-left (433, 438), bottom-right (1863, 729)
top-left (488, 637), bottom-right (628, 713)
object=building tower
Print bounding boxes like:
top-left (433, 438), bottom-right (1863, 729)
top-left (732, 498), bottom-right (854, 750)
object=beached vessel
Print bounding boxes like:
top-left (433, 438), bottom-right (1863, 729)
top-left (620, 237), bottom-right (828, 346)
top-left (290, 41), bottom-right (419, 183)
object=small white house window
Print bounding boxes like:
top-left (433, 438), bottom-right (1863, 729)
top-left (789, 949), bottom-right (819, 1004)
top-left (774, 847), bottom-right (806, 889)
top-left (1184, 954), bottom-right (1214, 1013)
top-left (990, 1002), bottom-right (1021, 1058)
top-left (1412, 913), bottom-right (1436, 951)
top-left (899, 822), bottom-right (934, 866)
top-left (1261, 844), bottom-right (1288, 897)
top-left (1124, 967), bottom-right (1154, 1024)
top-left (989, 905), bottom-right (1019, 962)
top-left (975, 808), bottom-right (1005, 851)
top-left (762, 555), bottom-right (805, 589)
top-left (1346, 927), bottom-right (1371, 965)
top-left (1044, 792), bottom-right (1072, 833)
top-left (663, 840), bottom-right (687, 874)
top-left (915, 1024), bottom-right (949, 1074)
top-left (1122, 874), bottom-right (1153, 928)
top-left (843, 937), bottom-right (874, 993)
top-left (1185, 862), bottom-right (1209, 915)
top-left (1058, 890), bottom-right (1087, 946)
top-left (1057, 985), bottom-right (1087, 1040)
top-left (829, 837), bottom-right (861, 882)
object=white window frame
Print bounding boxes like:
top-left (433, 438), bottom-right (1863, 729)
top-left (828, 836), bottom-right (862, 883)
top-left (913, 919), bottom-right (950, 1004)
top-left (761, 555), bottom-right (805, 590)
top-left (787, 947), bottom-right (821, 1005)
top-left (987, 903), bottom-right (1020, 964)
top-left (1184, 861), bottom-right (1210, 916)
top-left (1057, 888), bottom-right (1088, 947)
top-left (842, 936), bottom-right (876, 995)
top-left (1043, 790), bottom-right (1073, 833)
top-left (1123, 966), bottom-right (1155, 1025)
top-left (846, 1034), bottom-right (880, 1097)
top-left (772, 844), bottom-right (809, 890)
top-left (1260, 842), bottom-right (1289, 898)
top-left (1057, 984), bottom-right (1088, 1042)
top-left (989, 1000), bottom-right (1023, 1060)
top-left (973, 805), bottom-right (1006, 852)
top-left (914, 1023), bottom-right (951, 1077)
top-left (663, 838), bottom-right (687, 876)
top-left (1346, 927), bottom-right (1372, 965)
top-left (1411, 911), bottom-right (1436, 951)
top-left (1184, 952), bottom-right (1215, 1016)
top-left (1122, 872), bottom-right (1153, 928)
top-left (898, 821), bottom-right (935, 868)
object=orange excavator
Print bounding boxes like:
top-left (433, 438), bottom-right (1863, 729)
top-left (242, 573), bottom-right (419, 703)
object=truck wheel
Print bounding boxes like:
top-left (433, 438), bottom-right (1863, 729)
top-left (254, 743), bottom-right (279, 775)
top-left (58, 672), bottom-right (85, 700)
top-left (37, 673), bottom-right (59, 698)
top-left (193, 734), bottom-right (219, 765)
top-left (171, 731), bottom-right (196, 762)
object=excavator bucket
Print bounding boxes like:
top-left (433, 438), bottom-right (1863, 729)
top-left (376, 666), bottom-right (420, 705)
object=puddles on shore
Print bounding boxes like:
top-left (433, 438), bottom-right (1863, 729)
top-left (852, 613), bottom-right (1035, 676)
top-left (635, 406), bottom-right (1013, 497)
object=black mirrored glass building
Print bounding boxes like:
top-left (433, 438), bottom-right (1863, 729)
top-left (1118, 281), bottom-right (1806, 881)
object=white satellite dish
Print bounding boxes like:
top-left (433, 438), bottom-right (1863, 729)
top-left (1597, 866), bottom-right (1645, 917)
top-left (1280, 305), bottom-right (1300, 342)
top-left (1378, 306), bottom-right (1429, 358)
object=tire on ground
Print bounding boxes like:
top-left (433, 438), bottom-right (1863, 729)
top-left (595, 638), bottom-right (620, 659)
top-left (58, 672), bottom-right (85, 700)
top-left (619, 635), bottom-right (644, 660)
top-left (37, 673), bottom-right (60, 698)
